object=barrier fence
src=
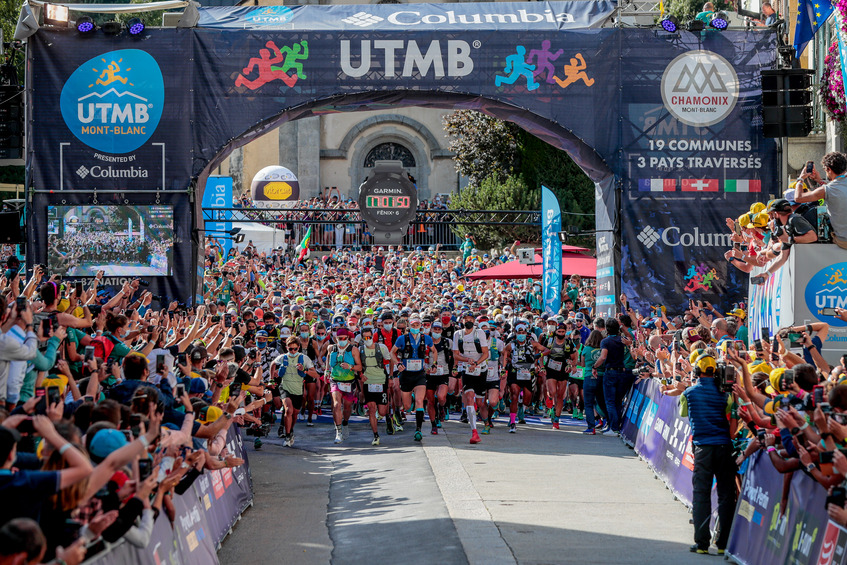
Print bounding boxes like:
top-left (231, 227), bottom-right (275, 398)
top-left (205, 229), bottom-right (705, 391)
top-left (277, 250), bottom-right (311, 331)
top-left (204, 207), bottom-right (543, 251)
top-left (82, 426), bottom-right (253, 565)
top-left (620, 379), bottom-right (845, 565)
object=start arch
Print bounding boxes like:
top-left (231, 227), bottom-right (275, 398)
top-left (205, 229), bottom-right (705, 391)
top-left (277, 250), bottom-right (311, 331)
top-left (25, 1), bottom-right (777, 313)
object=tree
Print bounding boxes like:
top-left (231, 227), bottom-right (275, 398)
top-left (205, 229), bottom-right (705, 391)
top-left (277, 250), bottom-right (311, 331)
top-left (443, 110), bottom-right (519, 185)
top-left (667, 0), bottom-right (732, 21)
top-left (442, 110), bottom-right (595, 247)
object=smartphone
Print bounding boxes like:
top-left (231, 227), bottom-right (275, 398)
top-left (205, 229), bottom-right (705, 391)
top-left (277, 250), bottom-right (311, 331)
top-left (157, 456), bottom-right (175, 482)
top-left (806, 160), bottom-right (815, 174)
top-left (50, 313), bottom-right (59, 331)
top-left (84, 345), bottom-right (95, 362)
top-left (122, 429), bottom-right (133, 442)
top-left (177, 352), bottom-right (187, 366)
top-left (733, 221), bottom-right (742, 236)
top-left (15, 296), bottom-right (26, 312)
top-left (229, 382), bottom-right (242, 396)
top-left (138, 459), bottom-right (152, 481)
top-left (754, 339), bottom-right (763, 353)
top-left (124, 308), bottom-right (135, 319)
top-left (811, 384), bottom-right (824, 404)
top-left (224, 313), bottom-right (232, 328)
top-left (75, 281), bottom-right (83, 296)
top-left (821, 308), bottom-right (839, 317)
top-left (129, 413), bottom-right (142, 437)
top-left (821, 451), bottom-right (835, 475)
top-left (273, 291), bottom-right (282, 298)
top-left (756, 429), bottom-right (767, 443)
top-left (761, 327), bottom-right (770, 343)
top-left (41, 318), bottom-right (51, 336)
top-left (156, 354), bottom-right (165, 374)
top-left (211, 315), bottom-right (221, 323)
top-left (47, 385), bottom-right (60, 405)
top-left (828, 486), bottom-right (847, 509)
top-left (175, 383), bottom-right (185, 397)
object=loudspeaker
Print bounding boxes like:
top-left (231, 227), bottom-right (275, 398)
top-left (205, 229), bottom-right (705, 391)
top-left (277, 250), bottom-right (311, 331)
top-left (761, 69), bottom-right (814, 138)
top-left (0, 212), bottom-right (23, 243)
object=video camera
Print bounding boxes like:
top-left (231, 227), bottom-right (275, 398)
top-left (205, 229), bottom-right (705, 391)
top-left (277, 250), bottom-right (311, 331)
top-left (715, 361), bottom-right (737, 393)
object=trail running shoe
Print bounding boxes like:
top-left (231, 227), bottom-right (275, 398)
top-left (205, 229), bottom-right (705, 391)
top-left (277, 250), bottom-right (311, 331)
top-left (481, 425), bottom-right (491, 435)
top-left (277, 425), bottom-right (286, 438)
top-left (460, 412), bottom-right (468, 424)
top-left (372, 436), bottom-right (380, 446)
top-left (334, 432), bottom-right (344, 444)
top-left (470, 430), bottom-right (481, 444)
top-left (414, 431), bottom-right (423, 442)
top-left (436, 419), bottom-right (442, 429)
top-left (553, 421), bottom-right (560, 430)
top-left (582, 428), bottom-right (595, 435)
top-left (689, 545), bottom-right (708, 555)
top-left (254, 438), bottom-right (263, 450)
top-left (431, 427), bottom-right (438, 435)
top-left (509, 423), bottom-right (517, 433)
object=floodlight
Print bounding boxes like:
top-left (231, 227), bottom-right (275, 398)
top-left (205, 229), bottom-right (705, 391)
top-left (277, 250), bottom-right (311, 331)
top-left (76, 16), bottom-right (95, 34)
top-left (44, 4), bottom-right (69, 27)
top-left (687, 19), bottom-right (705, 31)
top-left (660, 15), bottom-right (678, 32)
top-left (710, 11), bottom-right (729, 29)
top-left (127, 17), bottom-right (145, 35)
top-left (102, 21), bottom-right (123, 35)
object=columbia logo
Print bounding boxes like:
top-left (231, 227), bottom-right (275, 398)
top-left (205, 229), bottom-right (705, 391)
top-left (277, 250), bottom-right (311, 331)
top-left (637, 226), bottom-right (660, 249)
top-left (341, 12), bottom-right (384, 26)
top-left (76, 165), bottom-right (90, 179)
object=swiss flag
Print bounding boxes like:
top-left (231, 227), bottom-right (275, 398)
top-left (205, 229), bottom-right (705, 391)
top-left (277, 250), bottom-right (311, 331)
top-left (681, 179), bottom-right (719, 192)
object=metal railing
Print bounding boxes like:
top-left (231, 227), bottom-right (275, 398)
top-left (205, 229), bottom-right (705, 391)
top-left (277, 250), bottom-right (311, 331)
top-left (201, 207), bottom-right (542, 251)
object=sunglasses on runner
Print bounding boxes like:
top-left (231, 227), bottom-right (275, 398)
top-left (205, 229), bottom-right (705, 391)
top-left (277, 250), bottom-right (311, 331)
top-left (287, 346), bottom-right (299, 352)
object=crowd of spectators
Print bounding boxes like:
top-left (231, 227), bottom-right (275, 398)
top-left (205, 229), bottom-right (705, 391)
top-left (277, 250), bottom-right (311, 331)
top-left (725, 151), bottom-right (847, 279)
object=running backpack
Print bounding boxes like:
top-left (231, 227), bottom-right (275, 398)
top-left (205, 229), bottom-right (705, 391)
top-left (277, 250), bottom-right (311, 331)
top-left (401, 335), bottom-right (428, 360)
top-left (280, 354), bottom-right (307, 378)
top-left (456, 331), bottom-right (482, 355)
top-left (90, 334), bottom-right (118, 361)
top-left (359, 345), bottom-right (388, 377)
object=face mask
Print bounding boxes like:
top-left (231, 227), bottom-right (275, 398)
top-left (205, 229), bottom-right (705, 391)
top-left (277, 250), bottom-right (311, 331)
top-left (517, 334), bottom-right (527, 342)
top-left (316, 333), bottom-right (326, 340)
top-left (300, 332), bottom-right (309, 339)
top-left (288, 350), bottom-right (299, 357)
top-left (423, 328), bottom-right (431, 334)
top-left (383, 323), bottom-right (393, 331)
top-left (431, 331), bottom-right (442, 339)
top-left (379, 291), bottom-right (386, 297)
top-left (410, 327), bottom-right (421, 335)
top-left (308, 293), bottom-right (315, 298)
top-left (464, 321), bottom-right (474, 330)
top-left (484, 330), bottom-right (491, 338)
top-left (363, 338), bottom-right (374, 346)
top-left (337, 340), bottom-right (348, 348)
top-left (121, 329), bottom-right (130, 338)
top-left (257, 342), bottom-right (267, 349)
top-left (548, 326), bottom-right (556, 334)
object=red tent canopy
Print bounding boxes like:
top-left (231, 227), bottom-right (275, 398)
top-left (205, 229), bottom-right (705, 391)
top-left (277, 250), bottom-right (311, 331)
top-left (466, 253), bottom-right (596, 281)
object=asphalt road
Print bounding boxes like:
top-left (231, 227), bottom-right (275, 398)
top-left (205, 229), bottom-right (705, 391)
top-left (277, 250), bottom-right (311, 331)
top-left (218, 412), bottom-right (707, 565)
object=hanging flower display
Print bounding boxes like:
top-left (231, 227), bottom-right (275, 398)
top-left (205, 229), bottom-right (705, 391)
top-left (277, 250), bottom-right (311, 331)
top-left (820, 39), bottom-right (846, 121)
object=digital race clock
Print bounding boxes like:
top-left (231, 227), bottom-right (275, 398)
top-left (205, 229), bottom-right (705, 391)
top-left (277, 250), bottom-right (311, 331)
top-left (357, 160), bottom-right (418, 244)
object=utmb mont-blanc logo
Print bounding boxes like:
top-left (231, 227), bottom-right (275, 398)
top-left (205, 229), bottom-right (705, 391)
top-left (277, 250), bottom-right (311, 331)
top-left (60, 49), bottom-right (164, 154)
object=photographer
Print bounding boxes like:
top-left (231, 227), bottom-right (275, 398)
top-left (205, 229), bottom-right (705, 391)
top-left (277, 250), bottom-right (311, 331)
top-left (679, 350), bottom-right (737, 555)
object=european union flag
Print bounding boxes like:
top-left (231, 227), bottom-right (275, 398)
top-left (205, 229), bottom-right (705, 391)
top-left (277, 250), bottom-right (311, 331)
top-left (794, 0), bottom-right (833, 55)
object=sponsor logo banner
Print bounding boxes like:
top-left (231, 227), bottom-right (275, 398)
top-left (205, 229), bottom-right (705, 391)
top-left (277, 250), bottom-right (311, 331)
top-left (660, 50), bottom-right (739, 127)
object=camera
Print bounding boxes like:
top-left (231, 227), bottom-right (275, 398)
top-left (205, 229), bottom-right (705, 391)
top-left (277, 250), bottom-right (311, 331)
top-left (715, 361), bottom-right (736, 393)
top-left (138, 280), bottom-right (150, 287)
top-left (88, 304), bottom-right (102, 316)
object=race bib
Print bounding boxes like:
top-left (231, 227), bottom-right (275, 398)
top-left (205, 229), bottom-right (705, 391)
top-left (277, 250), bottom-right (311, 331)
top-left (434, 364), bottom-right (448, 376)
top-left (486, 371), bottom-right (499, 382)
top-left (337, 382), bottom-right (352, 393)
top-left (548, 360), bottom-right (563, 372)
top-left (517, 368), bottom-right (532, 380)
top-left (466, 364), bottom-right (482, 376)
top-left (406, 359), bottom-right (423, 372)
top-left (368, 384), bottom-right (384, 393)
top-left (457, 362), bottom-right (468, 373)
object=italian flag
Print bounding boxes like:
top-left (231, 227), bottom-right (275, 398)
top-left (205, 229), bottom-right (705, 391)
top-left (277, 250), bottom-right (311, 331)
top-left (724, 179), bottom-right (761, 193)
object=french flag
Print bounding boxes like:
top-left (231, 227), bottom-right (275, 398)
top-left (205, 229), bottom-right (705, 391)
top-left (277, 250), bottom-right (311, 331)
top-left (638, 179), bottom-right (676, 192)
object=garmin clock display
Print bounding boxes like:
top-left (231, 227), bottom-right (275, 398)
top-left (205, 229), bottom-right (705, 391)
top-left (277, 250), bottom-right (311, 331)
top-left (358, 161), bottom-right (418, 238)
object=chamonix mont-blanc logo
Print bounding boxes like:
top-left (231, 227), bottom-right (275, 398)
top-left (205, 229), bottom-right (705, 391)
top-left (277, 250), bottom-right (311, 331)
top-left (660, 50), bottom-right (739, 127)
top-left (60, 49), bottom-right (164, 154)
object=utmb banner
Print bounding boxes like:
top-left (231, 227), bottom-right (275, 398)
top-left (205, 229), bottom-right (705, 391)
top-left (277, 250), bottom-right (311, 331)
top-left (25, 3), bottom-right (777, 306)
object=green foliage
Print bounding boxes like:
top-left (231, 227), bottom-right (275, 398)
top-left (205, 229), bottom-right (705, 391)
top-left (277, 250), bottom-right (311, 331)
top-left (443, 110), bottom-right (595, 248)
top-left (667, 0), bottom-right (731, 21)
top-left (443, 110), bottom-right (519, 185)
top-left (0, 165), bottom-right (24, 185)
top-left (448, 175), bottom-right (540, 248)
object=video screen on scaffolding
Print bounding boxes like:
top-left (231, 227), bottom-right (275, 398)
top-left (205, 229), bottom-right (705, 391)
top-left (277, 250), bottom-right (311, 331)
top-left (47, 205), bottom-right (173, 277)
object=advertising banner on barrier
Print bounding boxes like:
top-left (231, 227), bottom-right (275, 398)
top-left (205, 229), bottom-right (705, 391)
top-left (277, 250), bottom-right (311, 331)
top-left (620, 378), bottom-right (696, 506)
top-left (747, 254), bottom-right (795, 344)
top-left (82, 427), bottom-right (252, 565)
top-left (541, 185), bottom-right (562, 314)
top-left (727, 450), bottom-right (827, 565)
top-left (791, 245), bottom-right (847, 365)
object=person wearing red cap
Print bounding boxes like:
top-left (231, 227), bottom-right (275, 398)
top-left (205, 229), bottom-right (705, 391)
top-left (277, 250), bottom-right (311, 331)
top-left (325, 328), bottom-right (362, 444)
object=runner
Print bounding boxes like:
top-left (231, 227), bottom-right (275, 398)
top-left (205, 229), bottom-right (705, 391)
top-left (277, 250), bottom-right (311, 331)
top-left (390, 314), bottom-right (435, 442)
top-left (359, 326), bottom-right (392, 445)
top-left (273, 336), bottom-right (319, 446)
top-left (325, 328), bottom-right (362, 443)
top-left (426, 320), bottom-right (452, 435)
top-left (480, 321), bottom-right (504, 434)
top-left (503, 323), bottom-right (550, 433)
top-left (376, 311), bottom-right (404, 433)
top-left (543, 322), bottom-right (578, 429)
top-left (452, 311), bottom-right (489, 444)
